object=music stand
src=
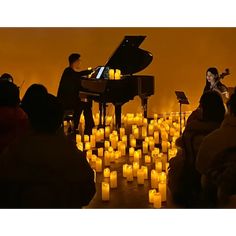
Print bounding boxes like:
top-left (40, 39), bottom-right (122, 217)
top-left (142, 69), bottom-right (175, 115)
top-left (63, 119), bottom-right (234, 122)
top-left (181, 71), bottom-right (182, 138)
top-left (175, 91), bottom-right (189, 135)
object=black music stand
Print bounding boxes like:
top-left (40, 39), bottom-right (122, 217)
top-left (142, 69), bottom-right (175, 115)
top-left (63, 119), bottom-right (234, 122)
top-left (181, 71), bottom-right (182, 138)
top-left (175, 91), bottom-right (189, 135)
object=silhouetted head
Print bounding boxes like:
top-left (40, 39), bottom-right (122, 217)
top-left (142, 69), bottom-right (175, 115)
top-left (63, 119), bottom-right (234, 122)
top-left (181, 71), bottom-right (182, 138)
top-left (21, 84), bottom-right (48, 115)
top-left (227, 87), bottom-right (236, 116)
top-left (29, 93), bottom-right (63, 133)
top-left (0, 73), bottom-right (14, 83)
top-left (200, 90), bottom-right (225, 122)
top-left (0, 81), bottom-right (20, 107)
top-left (68, 53), bottom-right (80, 70)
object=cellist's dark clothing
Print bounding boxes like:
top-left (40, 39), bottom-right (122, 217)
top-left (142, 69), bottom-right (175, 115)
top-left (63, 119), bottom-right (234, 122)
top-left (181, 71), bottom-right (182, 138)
top-left (57, 67), bottom-right (94, 134)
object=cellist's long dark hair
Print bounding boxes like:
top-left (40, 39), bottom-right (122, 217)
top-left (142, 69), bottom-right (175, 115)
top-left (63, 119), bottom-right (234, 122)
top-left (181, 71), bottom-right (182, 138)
top-left (203, 67), bottom-right (219, 93)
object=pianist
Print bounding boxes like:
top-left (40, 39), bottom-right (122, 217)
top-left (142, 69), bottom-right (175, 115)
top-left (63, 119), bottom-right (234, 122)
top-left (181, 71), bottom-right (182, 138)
top-left (57, 53), bottom-right (94, 135)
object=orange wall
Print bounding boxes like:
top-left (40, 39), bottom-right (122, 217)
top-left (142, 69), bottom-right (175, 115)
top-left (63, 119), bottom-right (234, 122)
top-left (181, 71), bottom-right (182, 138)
top-left (0, 28), bottom-right (235, 116)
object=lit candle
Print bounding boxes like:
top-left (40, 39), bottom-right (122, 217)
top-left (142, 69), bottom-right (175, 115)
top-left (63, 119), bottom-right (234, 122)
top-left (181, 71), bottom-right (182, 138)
top-left (123, 164), bottom-right (128, 177)
top-left (121, 135), bottom-right (127, 146)
top-left (141, 166), bottom-right (148, 179)
top-left (158, 182), bottom-right (166, 202)
top-left (95, 158), bottom-right (102, 172)
top-left (151, 169), bottom-right (159, 189)
top-left (120, 127), bottom-right (125, 137)
top-left (126, 165), bottom-right (133, 181)
top-left (148, 124), bottom-right (154, 136)
top-left (103, 168), bottom-right (110, 178)
top-left (141, 126), bottom-right (147, 138)
top-left (129, 147), bottom-right (135, 157)
top-left (155, 161), bottom-right (163, 173)
top-left (137, 169), bottom-right (145, 184)
top-left (154, 131), bottom-right (159, 144)
top-left (161, 132), bottom-right (168, 141)
top-left (159, 172), bottom-right (167, 183)
top-left (104, 141), bottom-right (110, 150)
top-left (142, 141), bottom-right (148, 154)
top-left (133, 128), bottom-right (139, 139)
top-left (120, 143), bottom-right (126, 156)
top-left (84, 135), bottom-right (90, 142)
top-left (162, 141), bottom-right (168, 153)
top-left (76, 134), bottom-right (81, 143)
top-left (149, 140), bottom-right (155, 151)
top-left (97, 147), bottom-right (103, 157)
top-left (105, 126), bottom-right (111, 138)
top-left (149, 189), bottom-right (157, 203)
top-left (109, 69), bottom-right (115, 80)
top-left (102, 182), bottom-right (110, 201)
top-left (133, 151), bottom-right (140, 163)
top-left (133, 162), bottom-right (139, 177)
top-left (84, 142), bottom-right (91, 150)
top-left (104, 151), bottom-right (110, 166)
top-left (153, 192), bottom-right (162, 208)
top-left (130, 138), bottom-right (136, 148)
top-left (145, 155), bottom-right (151, 164)
top-left (110, 171), bottom-right (117, 188)
top-left (90, 134), bottom-right (96, 148)
top-left (169, 127), bottom-right (175, 137)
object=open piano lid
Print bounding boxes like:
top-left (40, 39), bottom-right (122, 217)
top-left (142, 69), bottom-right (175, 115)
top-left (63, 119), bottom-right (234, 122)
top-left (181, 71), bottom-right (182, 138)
top-left (105, 35), bottom-right (153, 75)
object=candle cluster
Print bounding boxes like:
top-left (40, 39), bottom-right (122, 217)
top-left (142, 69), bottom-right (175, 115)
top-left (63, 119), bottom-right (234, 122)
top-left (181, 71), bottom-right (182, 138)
top-left (67, 111), bottom-right (191, 207)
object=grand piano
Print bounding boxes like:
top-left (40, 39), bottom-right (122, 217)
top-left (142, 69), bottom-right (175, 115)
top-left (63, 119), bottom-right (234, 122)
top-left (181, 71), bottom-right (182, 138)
top-left (81, 35), bottom-right (154, 129)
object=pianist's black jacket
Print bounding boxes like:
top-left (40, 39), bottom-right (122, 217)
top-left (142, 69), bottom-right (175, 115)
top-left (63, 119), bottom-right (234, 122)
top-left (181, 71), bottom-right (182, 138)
top-left (57, 67), bottom-right (92, 110)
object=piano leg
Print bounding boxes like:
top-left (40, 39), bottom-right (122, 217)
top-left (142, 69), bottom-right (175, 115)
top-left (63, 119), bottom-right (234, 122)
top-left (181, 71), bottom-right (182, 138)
top-left (115, 104), bottom-right (122, 130)
top-left (98, 102), bottom-right (103, 128)
top-left (103, 102), bottom-right (106, 130)
top-left (141, 97), bottom-right (148, 118)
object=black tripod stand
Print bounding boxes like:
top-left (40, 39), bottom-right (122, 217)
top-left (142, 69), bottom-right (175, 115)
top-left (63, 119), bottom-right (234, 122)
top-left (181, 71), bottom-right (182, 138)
top-left (175, 91), bottom-right (189, 136)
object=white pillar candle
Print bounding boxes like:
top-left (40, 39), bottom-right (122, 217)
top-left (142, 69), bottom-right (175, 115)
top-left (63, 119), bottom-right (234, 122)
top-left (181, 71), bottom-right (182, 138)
top-left (109, 151), bottom-right (115, 163)
top-left (169, 127), bottom-right (175, 137)
top-left (126, 165), bottom-right (133, 181)
top-left (120, 127), bottom-right (125, 137)
top-left (129, 147), bottom-right (135, 157)
top-left (141, 166), bottom-right (148, 179)
top-left (159, 172), bottom-right (167, 183)
top-left (105, 126), bottom-right (111, 138)
top-left (84, 135), bottom-right (90, 142)
top-left (141, 126), bottom-right (147, 138)
top-left (123, 164), bottom-right (128, 177)
top-left (153, 192), bottom-right (162, 208)
top-left (155, 161), bottom-right (163, 173)
top-left (151, 148), bottom-right (160, 163)
top-left (95, 158), bottom-right (102, 172)
top-left (132, 162), bottom-right (139, 177)
top-left (145, 155), bottom-right (151, 164)
top-left (142, 141), bottom-right (148, 154)
top-left (120, 143), bottom-right (126, 156)
top-left (137, 169), bottom-right (145, 184)
top-left (133, 151), bottom-right (140, 163)
top-left (104, 141), bottom-right (110, 150)
top-left (130, 138), bottom-right (136, 148)
top-left (148, 124), bottom-right (154, 136)
top-left (102, 182), bottom-right (110, 201)
top-left (110, 171), bottom-right (117, 188)
top-left (161, 132), bottom-right (168, 141)
top-left (154, 131), bottom-right (159, 144)
top-left (90, 134), bottom-right (96, 148)
top-left (121, 135), bottom-right (127, 146)
top-left (84, 142), bottom-right (91, 150)
top-left (97, 147), bottom-right (103, 157)
top-left (149, 189), bottom-right (157, 203)
top-left (104, 151), bottom-right (110, 166)
top-left (133, 128), bottom-right (139, 139)
top-left (92, 128), bottom-right (97, 135)
top-left (111, 136), bottom-right (118, 149)
top-left (149, 140), bottom-right (155, 151)
top-left (103, 168), bottom-right (110, 178)
top-left (158, 182), bottom-right (167, 202)
top-left (76, 134), bottom-right (82, 143)
top-left (161, 141), bottom-right (168, 153)
top-left (151, 169), bottom-right (159, 189)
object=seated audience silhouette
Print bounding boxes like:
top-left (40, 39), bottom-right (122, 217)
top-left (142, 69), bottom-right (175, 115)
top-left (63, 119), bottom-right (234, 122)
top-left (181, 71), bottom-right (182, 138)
top-left (168, 91), bottom-right (225, 208)
top-left (0, 93), bottom-right (96, 208)
top-left (0, 81), bottom-right (29, 153)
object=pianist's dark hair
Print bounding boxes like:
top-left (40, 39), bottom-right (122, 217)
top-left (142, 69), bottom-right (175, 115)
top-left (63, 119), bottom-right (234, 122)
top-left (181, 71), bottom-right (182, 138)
top-left (69, 53), bottom-right (80, 65)
top-left (203, 67), bottom-right (219, 93)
